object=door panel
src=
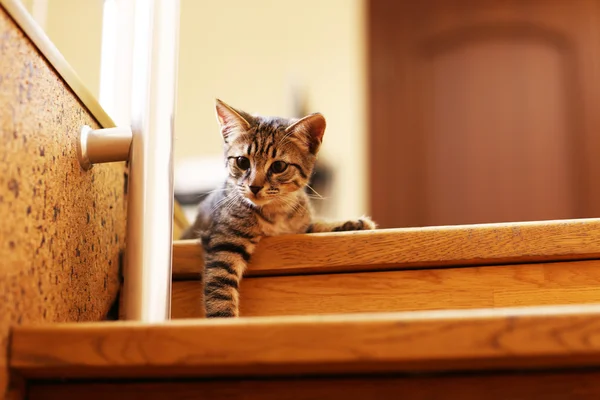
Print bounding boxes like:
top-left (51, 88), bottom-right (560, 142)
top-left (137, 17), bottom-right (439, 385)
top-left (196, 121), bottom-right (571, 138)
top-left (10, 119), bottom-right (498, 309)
top-left (368, 0), bottom-right (600, 228)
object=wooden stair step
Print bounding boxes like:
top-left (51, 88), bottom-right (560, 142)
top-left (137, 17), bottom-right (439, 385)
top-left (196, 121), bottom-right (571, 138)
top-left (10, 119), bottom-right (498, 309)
top-left (11, 304), bottom-right (600, 381)
top-left (172, 218), bottom-right (600, 318)
top-left (172, 259), bottom-right (600, 318)
top-left (172, 218), bottom-right (600, 279)
top-left (15, 304), bottom-right (600, 399)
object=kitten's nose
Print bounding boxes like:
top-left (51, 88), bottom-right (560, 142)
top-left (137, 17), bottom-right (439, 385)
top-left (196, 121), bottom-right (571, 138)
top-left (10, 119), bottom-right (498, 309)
top-left (249, 186), bottom-right (263, 195)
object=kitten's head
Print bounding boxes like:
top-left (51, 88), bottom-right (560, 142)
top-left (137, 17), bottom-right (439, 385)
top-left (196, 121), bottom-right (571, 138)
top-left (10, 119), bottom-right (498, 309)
top-left (215, 99), bottom-right (325, 207)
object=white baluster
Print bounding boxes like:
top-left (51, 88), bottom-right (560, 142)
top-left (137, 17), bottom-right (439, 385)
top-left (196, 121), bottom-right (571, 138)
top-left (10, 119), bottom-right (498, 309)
top-left (78, 0), bottom-right (180, 322)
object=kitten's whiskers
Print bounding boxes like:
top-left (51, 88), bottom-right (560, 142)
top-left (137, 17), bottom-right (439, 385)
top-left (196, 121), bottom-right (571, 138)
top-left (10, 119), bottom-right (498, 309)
top-left (279, 195), bottom-right (307, 214)
top-left (210, 192), bottom-right (235, 214)
top-left (305, 184), bottom-right (323, 199)
top-left (204, 187), bottom-right (231, 195)
top-left (306, 194), bottom-right (328, 200)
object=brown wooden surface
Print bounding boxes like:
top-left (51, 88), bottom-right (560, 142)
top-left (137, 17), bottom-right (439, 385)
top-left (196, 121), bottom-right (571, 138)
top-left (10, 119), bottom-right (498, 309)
top-left (11, 304), bottom-right (600, 380)
top-left (173, 201), bottom-right (189, 240)
top-left (369, 0), bottom-right (600, 228)
top-left (172, 259), bottom-right (600, 318)
top-left (26, 370), bottom-right (600, 400)
top-left (172, 218), bottom-right (600, 278)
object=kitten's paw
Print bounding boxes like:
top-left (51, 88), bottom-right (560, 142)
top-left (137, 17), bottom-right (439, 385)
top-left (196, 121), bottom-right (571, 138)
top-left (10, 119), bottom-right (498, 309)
top-left (359, 216), bottom-right (377, 230)
top-left (333, 216), bottom-right (376, 232)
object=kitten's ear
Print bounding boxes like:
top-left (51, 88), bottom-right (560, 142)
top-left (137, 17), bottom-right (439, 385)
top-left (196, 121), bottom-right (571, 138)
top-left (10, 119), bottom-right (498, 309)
top-left (285, 113), bottom-right (326, 154)
top-left (215, 99), bottom-right (252, 139)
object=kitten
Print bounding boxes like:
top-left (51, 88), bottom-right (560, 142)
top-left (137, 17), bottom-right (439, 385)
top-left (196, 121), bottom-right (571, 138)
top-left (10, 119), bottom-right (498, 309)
top-left (180, 99), bottom-right (376, 318)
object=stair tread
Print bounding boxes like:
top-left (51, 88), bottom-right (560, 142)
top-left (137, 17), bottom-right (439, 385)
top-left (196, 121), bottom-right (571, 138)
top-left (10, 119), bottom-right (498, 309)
top-left (173, 218), bottom-right (600, 279)
top-left (11, 304), bottom-right (600, 380)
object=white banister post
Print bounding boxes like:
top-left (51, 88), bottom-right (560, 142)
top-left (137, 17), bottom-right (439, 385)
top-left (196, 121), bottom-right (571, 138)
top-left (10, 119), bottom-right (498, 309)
top-left (96, 0), bottom-right (180, 322)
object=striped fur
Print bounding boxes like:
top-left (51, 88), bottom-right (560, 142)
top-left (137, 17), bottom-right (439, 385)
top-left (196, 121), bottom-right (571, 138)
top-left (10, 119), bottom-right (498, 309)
top-left (180, 99), bottom-right (376, 318)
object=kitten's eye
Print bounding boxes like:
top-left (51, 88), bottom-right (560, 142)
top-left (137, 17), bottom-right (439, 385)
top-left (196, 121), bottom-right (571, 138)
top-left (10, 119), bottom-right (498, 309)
top-left (270, 161), bottom-right (288, 174)
top-left (236, 156), bottom-right (250, 170)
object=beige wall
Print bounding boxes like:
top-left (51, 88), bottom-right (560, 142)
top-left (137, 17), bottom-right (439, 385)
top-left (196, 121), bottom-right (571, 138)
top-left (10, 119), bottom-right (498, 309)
top-left (20, 0), bottom-right (368, 220)
top-left (19, 0), bottom-right (104, 97)
top-left (176, 0), bottom-right (368, 219)
top-left (46, 0), bottom-right (104, 97)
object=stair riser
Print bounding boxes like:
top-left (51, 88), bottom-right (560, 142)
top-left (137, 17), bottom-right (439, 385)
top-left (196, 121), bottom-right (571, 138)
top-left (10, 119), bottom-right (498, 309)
top-left (27, 372), bottom-right (600, 400)
top-left (172, 260), bottom-right (600, 318)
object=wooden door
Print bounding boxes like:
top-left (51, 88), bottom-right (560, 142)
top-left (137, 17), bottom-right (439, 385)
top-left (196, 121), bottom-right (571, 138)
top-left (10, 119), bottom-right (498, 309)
top-left (368, 0), bottom-right (600, 228)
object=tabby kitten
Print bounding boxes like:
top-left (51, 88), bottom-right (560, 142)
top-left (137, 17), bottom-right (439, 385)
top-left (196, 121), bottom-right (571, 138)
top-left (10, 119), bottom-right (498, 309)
top-left (180, 99), bottom-right (375, 318)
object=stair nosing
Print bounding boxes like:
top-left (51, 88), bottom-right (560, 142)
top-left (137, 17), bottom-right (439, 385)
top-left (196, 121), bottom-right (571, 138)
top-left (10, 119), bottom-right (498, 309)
top-left (173, 217), bottom-right (600, 279)
top-left (11, 304), bottom-right (600, 380)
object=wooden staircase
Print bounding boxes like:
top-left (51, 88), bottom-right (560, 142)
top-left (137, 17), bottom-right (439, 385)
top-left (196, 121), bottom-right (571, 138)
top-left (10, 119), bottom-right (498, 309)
top-left (5, 0), bottom-right (600, 398)
top-left (11, 218), bottom-right (600, 399)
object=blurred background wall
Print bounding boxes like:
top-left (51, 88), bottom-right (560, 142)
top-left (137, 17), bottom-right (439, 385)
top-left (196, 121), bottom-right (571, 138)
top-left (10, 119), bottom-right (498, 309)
top-left (19, 0), bottom-right (600, 229)
top-left (174, 0), bottom-right (367, 224)
top-left (19, 0), bottom-right (104, 97)
top-left (20, 0), bottom-right (367, 224)
top-left (368, 1), bottom-right (600, 228)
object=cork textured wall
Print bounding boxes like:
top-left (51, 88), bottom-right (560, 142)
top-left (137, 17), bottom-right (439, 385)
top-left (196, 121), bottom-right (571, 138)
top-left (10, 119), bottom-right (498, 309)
top-left (0, 6), bottom-right (126, 396)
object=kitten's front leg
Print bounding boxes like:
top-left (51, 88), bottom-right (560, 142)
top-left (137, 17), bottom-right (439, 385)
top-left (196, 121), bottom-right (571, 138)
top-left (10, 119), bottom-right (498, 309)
top-left (202, 233), bottom-right (258, 318)
top-left (306, 216), bottom-right (376, 233)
